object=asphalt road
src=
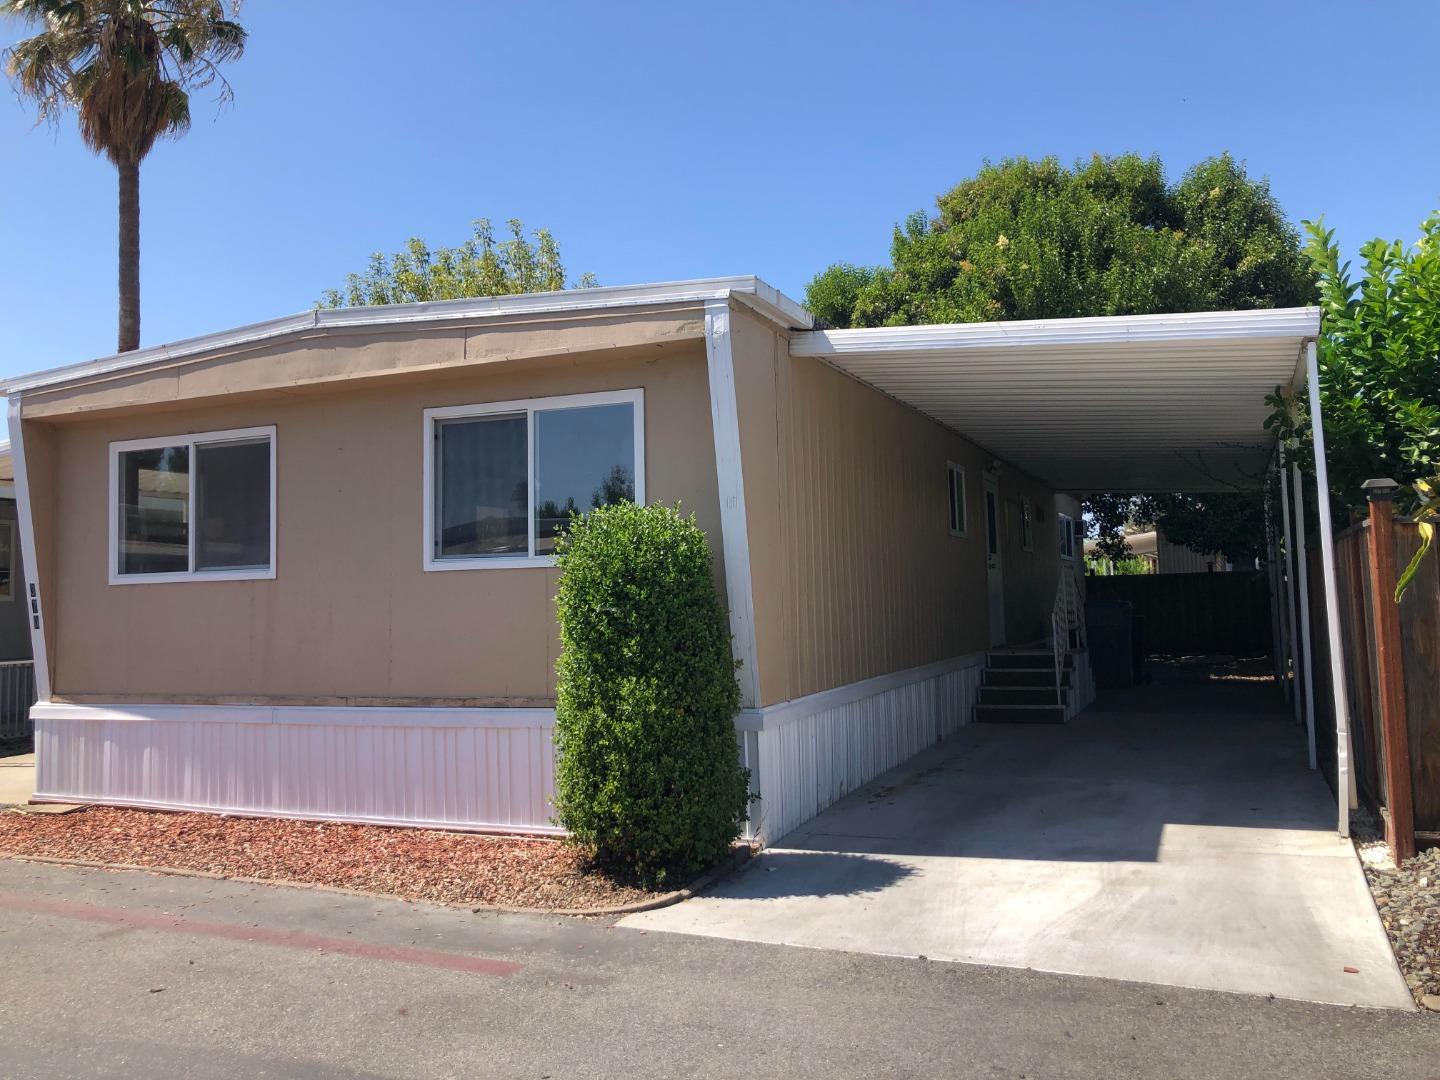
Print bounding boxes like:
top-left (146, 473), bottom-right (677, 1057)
top-left (0, 859), bottom-right (1435, 1080)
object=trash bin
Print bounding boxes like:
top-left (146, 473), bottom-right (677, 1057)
top-left (1085, 599), bottom-right (1135, 689)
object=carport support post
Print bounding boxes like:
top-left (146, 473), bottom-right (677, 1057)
top-left (1304, 338), bottom-right (1354, 837)
top-left (1361, 478), bottom-right (1415, 865)
top-left (1279, 452), bottom-right (1303, 724)
top-left (1291, 461), bottom-right (1318, 771)
top-left (1264, 484), bottom-right (1285, 691)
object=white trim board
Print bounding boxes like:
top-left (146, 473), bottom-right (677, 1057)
top-left (704, 300), bottom-right (761, 709)
top-left (32, 702), bottom-right (557, 729)
top-left (6, 396), bottom-right (50, 701)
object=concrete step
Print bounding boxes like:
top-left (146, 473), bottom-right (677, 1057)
top-left (979, 685), bottom-right (1069, 707)
top-left (975, 703), bottom-right (1068, 725)
top-left (984, 668), bottom-right (1074, 688)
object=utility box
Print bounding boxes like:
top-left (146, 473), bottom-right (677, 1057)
top-left (1085, 599), bottom-right (1136, 689)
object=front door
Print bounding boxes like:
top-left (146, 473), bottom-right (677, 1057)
top-left (983, 473), bottom-right (1005, 646)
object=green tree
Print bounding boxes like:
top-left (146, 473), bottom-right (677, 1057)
top-left (1086, 491), bottom-right (1269, 566)
top-left (808, 154), bottom-right (1312, 558)
top-left (319, 219), bottom-right (597, 308)
top-left (1268, 215), bottom-right (1440, 504)
top-left (3, 0), bottom-right (247, 352)
top-left (808, 154), bottom-right (1313, 328)
top-left (1269, 214), bottom-right (1440, 597)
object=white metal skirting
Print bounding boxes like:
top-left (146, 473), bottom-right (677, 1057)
top-left (1067, 650), bottom-right (1097, 720)
top-left (31, 703), bottom-right (562, 834)
top-left (737, 654), bottom-right (985, 845)
top-left (33, 655), bottom-right (985, 844)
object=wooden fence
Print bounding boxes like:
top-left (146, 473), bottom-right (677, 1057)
top-left (1307, 520), bottom-right (1440, 838)
top-left (1086, 570), bottom-right (1273, 657)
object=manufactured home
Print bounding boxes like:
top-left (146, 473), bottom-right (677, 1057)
top-left (1, 278), bottom-right (1349, 841)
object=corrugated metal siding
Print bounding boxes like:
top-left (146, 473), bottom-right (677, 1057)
top-left (772, 356), bottom-right (992, 701)
top-left (33, 706), bottom-right (561, 833)
top-left (743, 657), bottom-right (983, 845)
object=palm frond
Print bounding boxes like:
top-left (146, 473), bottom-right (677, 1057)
top-left (2, 0), bottom-right (244, 159)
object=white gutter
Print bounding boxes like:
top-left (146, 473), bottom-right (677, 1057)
top-left (1, 275), bottom-right (813, 397)
top-left (793, 306), bottom-right (1321, 355)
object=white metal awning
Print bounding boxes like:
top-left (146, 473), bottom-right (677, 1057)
top-left (791, 307), bottom-right (1320, 493)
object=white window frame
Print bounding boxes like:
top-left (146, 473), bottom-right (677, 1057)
top-left (1020, 496), bottom-right (1034, 552)
top-left (423, 388), bottom-right (645, 572)
top-left (108, 425), bottom-right (278, 585)
top-left (1058, 512), bottom-right (1076, 561)
top-left (946, 462), bottom-right (968, 537)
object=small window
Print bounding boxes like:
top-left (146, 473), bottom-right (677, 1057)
top-left (946, 462), bottom-right (967, 537)
top-left (0, 519), bottom-right (14, 601)
top-left (425, 390), bottom-right (644, 570)
top-left (1058, 512), bottom-right (1076, 561)
top-left (110, 427), bottom-right (276, 584)
top-left (1020, 497), bottom-right (1034, 552)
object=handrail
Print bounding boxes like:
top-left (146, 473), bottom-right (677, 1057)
top-left (1050, 572), bottom-right (1085, 707)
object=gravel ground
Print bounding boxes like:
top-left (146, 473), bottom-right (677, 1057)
top-left (1354, 810), bottom-right (1440, 1011)
top-left (0, 806), bottom-right (660, 911)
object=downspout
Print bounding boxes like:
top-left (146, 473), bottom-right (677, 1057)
top-left (1303, 338), bottom-right (1354, 836)
top-left (6, 394), bottom-right (52, 703)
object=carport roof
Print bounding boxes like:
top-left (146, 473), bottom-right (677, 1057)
top-left (791, 307), bottom-right (1320, 493)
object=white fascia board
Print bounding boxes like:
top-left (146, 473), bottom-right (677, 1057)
top-left (2, 276), bottom-right (813, 396)
top-left (792, 306), bottom-right (1321, 356)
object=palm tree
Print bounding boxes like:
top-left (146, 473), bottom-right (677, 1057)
top-left (3, 1), bottom-right (246, 352)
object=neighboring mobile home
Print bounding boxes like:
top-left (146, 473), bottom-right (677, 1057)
top-left (0, 443), bottom-right (38, 741)
top-left (1083, 527), bottom-right (1234, 574)
top-left (1, 279), bottom-right (1331, 842)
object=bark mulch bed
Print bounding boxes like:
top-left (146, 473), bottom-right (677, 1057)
top-left (0, 806), bottom-right (663, 912)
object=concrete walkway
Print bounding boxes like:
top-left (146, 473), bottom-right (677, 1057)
top-left (0, 752), bottom-right (34, 806)
top-left (624, 675), bottom-right (1413, 1010)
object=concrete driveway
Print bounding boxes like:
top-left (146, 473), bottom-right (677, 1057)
top-left (0, 752), bottom-right (34, 806)
top-left (623, 672), bottom-right (1412, 1010)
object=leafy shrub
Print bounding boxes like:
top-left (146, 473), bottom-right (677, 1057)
top-left (552, 502), bottom-right (749, 888)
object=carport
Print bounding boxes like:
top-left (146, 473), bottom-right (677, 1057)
top-left (622, 306), bottom-right (1406, 1007)
top-left (789, 306), bottom-right (1352, 835)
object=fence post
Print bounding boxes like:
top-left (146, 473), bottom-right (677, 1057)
top-left (1362, 477), bottom-right (1415, 865)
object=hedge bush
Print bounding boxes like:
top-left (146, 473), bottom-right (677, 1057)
top-left (552, 501), bottom-right (749, 888)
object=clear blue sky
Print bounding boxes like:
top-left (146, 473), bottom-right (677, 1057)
top-left (2, 1), bottom-right (1437, 378)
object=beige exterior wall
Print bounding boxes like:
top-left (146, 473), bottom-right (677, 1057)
top-left (23, 299), bottom-right (1071, 711)
top-left (731, 309), bottom-right (1063, 707)
top-left (997, 475), bottom-right (1065, 647)
top-left (29, 336), bottom-right (720, 704)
